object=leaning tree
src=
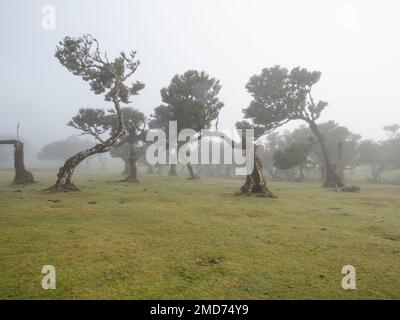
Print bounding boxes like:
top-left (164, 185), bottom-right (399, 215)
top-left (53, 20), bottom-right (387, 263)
top-left (289, 121), bottom-right (361, 182)
top-left (150, 70), bottom-right (224, 179)
top-left (242, 65), bottom-right (344, 188)
top-left (49, 34), bottom-right (144, 191)
top-left (67, 107), bottom-right (147, 181)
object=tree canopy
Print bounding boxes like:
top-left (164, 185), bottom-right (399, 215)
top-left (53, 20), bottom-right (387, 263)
top-left (242, 65), bottom-right (327, 138)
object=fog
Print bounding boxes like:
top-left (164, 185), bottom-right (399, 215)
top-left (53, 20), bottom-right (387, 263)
top-left (1, 0), bottom-right (399, 160)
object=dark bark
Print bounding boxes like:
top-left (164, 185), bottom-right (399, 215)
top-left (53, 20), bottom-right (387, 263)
top-left (121, 144), bottom-right (140, 183)
top-left (237, 145), bottom-right (275, 197)
top-left (122, 158), bottom-right (139, 182)
top-left (0, 140), bottom-right (34, 184)
top-left (308, 121), bottom-right (345, 188)
top-left (169, 164), bottom-right (177, 176)
top-left (186, 163), bottom-right (199, 180)
top-left (49, 97), bottom-right (124, 192)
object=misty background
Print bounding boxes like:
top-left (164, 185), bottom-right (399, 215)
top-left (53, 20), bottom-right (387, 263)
top-left (1, 0), bottom-right (399, 167)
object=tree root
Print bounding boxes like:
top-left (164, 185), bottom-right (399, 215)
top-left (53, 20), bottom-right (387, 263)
top-left (44, 183), bottom-right (80, 192)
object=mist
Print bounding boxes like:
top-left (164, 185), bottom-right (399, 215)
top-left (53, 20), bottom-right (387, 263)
top-left (1, 0), bottom-right (399, 163)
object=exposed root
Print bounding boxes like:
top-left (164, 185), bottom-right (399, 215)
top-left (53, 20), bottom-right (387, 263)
top-left (44, 183), bottom-right (80, 192)
top-left (236, 187), bottom-right (276, 198)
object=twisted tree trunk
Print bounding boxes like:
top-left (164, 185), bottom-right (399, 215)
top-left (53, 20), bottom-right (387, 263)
top-left (122, 147), bottom-right (139, 183)
top-left (308, 121), bottom-right (344, 188)
top-left (238, 145), bottom-right (274, 197)
top-left (0, 140), bottom-right (34, 184)
top-left (122, 158), bottom-right (139, 182)
top-left (49, 98), bottom-right (124, 192)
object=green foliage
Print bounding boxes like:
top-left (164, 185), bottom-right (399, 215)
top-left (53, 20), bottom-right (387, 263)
top-left (107, 107), bottom-right (148, 161)
top-left (242, 65), bottom-right (327, 138)
top-left (273, 143), bottom-right (311, 170)
top-left (108, 107), bottom-right (147, 145)
top-left (150, 70), bottom-right (224, 133)
top-left (67, 106), bottom-right (147, 162)
top-left (55, 34), bottom-right (144, 103)
top-left (68, 108), bottom-right (109, 141)
top-left (291, 121), bottom-right (361, 168)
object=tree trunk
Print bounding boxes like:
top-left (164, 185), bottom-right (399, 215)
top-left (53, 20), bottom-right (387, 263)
top-left (122, 158), bottom-right (139, 182)
top-left (0, 140), bottom-right (34, 184)
top-left (238, 145), bottom-right (275, 197)
top-left (308, 121), bottom-right (344, 188)
top-left (186, 163), bottom-right (199, 180)
top-left (121, 144), bottom-right (139, 183)
top-left (49, 97), bottom-right (124, 192)
top-left (169, 164), bottom-right (177, 176)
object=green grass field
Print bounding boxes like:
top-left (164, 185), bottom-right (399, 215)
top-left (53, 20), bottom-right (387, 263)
top-left (0, 170), bottom-right (399, 299)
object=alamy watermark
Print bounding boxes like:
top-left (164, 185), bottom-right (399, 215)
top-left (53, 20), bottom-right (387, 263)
top-left (145, 122), bottom-right (255, 175)
top-left (41, 265), bottom-right (56, 290)
top-left (341, 265), bottom-right (356, 290)
top-left (41, 5), bottom-right (56, 30)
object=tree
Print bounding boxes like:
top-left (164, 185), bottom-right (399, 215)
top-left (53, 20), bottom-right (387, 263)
top-left (0, 139), bottom-right (34, 184)
top-left (107, 107), bottom-right (147, 182)
top-left (68, 107), bottom-right (147, 181)
top-left (68, 108), bottom-right (108, 141)
top-left (38, 136), bottom-right (94, 165)
top-left (357, 124), bottom-right (400, 183)
top-left (290, 121), bottom-right (361, 182)
top-left (356, 140), bottom-right (386, 182)
top-left (258, 132), bottom-right (286, 179)
top-left (242, 65), bottom-right (345, 188)
top-left (273, 142), bottom-right (311, 181)
top-left (50, 34), bottom-right (144, 191)
top-left (383, 123), bottom-right (400, 139)
top-left (150, 70), bottom-right (224, 179)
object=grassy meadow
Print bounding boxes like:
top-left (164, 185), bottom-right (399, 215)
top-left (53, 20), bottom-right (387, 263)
top-left (0, 170), bottom-right (399, 299)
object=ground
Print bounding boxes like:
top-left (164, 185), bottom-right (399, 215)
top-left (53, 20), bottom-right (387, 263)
top-left (0, 170), bottom-right (399, 299)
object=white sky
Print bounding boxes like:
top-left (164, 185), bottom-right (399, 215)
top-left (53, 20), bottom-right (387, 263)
top-left (1, 0), bottom-right (399, 149)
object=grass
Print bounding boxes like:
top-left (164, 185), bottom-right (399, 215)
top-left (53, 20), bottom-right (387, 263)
top-left (0, 170), bottom-right (400, 299)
